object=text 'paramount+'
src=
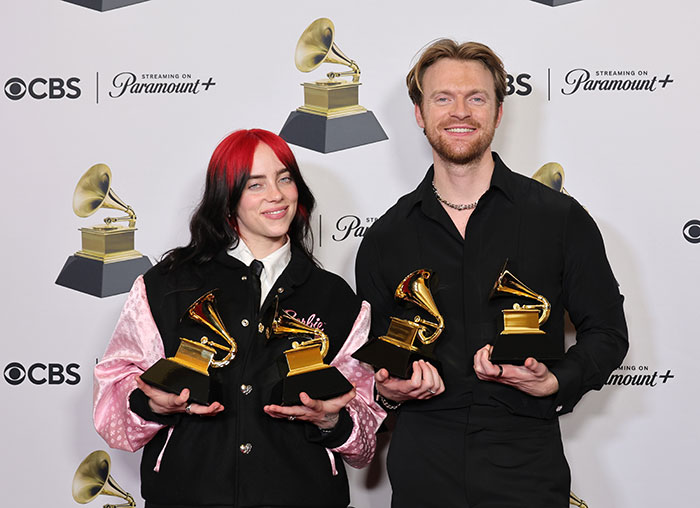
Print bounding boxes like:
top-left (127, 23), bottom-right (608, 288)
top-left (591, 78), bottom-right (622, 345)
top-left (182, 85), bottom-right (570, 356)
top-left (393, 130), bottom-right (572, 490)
top-left (108, 72), bottom-right (216, 98)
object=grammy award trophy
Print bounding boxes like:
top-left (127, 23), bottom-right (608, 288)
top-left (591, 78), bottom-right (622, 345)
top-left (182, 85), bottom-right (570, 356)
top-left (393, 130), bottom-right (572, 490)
top-left (140, 290), bottom-right (237, 405)
top-left (489, 261), bottom-right (562, 364)
top-left (265, 297), bottom-right (353, 406)
top-left (352, 269), bottom-right (444, 379)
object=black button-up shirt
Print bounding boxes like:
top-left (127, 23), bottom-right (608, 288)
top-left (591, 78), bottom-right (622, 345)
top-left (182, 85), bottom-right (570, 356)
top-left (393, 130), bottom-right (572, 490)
top-left (355, 153), bottom-right (628, 419)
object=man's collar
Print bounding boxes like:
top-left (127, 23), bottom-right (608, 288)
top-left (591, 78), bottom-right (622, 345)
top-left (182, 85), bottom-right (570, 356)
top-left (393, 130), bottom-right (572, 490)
top-left (406, 151), bottom-right (516, 215)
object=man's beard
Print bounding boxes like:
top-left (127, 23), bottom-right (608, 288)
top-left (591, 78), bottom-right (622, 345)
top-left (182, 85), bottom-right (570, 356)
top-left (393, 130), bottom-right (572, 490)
top-left (425, 122), bottom-right (496, 166)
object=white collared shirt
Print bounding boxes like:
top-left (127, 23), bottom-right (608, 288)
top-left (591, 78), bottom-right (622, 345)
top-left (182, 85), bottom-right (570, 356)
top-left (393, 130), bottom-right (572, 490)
top-left (229, 238), bottom-right (292, 308)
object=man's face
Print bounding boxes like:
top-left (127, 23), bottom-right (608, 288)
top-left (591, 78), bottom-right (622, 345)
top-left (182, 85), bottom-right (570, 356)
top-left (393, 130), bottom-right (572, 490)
top-left (415, 58), bottom-right (503, 166)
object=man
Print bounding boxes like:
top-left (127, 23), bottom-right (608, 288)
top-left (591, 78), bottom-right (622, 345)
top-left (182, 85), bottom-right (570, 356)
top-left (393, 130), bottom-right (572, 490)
top-left (355, 40), bottom-right (628, 507)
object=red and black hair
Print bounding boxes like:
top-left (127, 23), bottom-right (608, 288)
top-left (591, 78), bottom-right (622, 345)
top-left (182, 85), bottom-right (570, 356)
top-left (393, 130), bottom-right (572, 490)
top-left (162, 129), bottom-right (316, 269)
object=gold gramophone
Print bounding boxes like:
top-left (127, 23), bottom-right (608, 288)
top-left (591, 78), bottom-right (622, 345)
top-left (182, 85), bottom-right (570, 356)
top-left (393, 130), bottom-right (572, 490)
top-left (279, 17), bottom-right (387, 153)
top-left (72, 450), bottom-right (135, 508)
top-left (55, 163), bottom-right (152, 297)
top-left (489, 261), bottom-right (562, 364)
top-left (353, 269), bottom-right (444, 379)
top-left (532, 162), bottom-right (570, 195)
top-left (140, 290), bottom-right (237, 404)
top-left (266, 297), bottom-right (353, 405)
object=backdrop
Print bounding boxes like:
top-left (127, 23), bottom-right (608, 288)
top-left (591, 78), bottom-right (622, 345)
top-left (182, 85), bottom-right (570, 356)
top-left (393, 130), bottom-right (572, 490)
top-left (2, 0), bottom-right (697, 506)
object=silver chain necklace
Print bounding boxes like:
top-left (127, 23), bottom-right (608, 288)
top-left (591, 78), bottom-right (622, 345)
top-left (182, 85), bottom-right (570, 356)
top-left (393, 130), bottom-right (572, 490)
top-left (431, 181), bottom-right (478, 211)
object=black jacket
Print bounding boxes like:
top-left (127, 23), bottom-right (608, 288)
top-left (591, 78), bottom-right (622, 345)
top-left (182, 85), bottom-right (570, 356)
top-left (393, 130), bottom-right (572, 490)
top-left (131, 246), bottom-right (361, 508)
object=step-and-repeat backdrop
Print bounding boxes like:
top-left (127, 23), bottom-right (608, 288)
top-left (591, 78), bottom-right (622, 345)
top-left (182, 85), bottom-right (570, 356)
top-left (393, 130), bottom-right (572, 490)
top-left (2, 0), bottom-right (697, 506)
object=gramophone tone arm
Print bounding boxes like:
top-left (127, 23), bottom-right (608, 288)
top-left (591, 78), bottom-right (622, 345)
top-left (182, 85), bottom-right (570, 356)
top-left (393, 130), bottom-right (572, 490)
top-left (103, 206), bottom-right (137, 228)
top-left (291, 335), bottom-right (329, 358)
top-left (414, 315), bottom-right (445, 345)
top-left (513, 295), bottom-right (551, 325)
top-left (326, 60), bottom-right (360, 82)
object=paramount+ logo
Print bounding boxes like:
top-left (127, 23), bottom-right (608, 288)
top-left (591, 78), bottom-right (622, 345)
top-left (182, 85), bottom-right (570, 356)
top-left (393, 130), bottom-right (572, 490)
top-left (3, 361), bottom-right (81, 386)
top-left (4, 76), bottom-right (81, 101)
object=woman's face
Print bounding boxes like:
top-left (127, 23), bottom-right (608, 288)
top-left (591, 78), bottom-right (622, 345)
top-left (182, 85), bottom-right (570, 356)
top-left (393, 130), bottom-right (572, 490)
top-left (235, 142), bottom-right (299, 258)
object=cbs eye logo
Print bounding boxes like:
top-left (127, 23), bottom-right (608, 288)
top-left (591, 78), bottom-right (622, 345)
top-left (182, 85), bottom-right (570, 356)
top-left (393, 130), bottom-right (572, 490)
top-left (683, 219), bottom-right (700, 244)
top-left (4, 77), bottom-right (81, 101)
top-left (3, 362), bottom-right (80, 386)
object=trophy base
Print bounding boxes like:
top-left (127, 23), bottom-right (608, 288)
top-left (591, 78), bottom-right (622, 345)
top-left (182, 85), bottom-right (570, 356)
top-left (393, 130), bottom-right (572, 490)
top-left (62, 0), bottom-right (150, 11)
top-left (55, 254), bottom-right (152, 298)
top-left (489, 333), bottom-right (564, 365)
top-left (352, 338), bottom-right (442, 380)
top-left (141, 359), bottom-right (214, 405)
top-left (270, 367), bottom-right (353, 406)
top-left (279, 110), bottom-right (388, 153)
top-left (530, 0), bottom-right (581, 5)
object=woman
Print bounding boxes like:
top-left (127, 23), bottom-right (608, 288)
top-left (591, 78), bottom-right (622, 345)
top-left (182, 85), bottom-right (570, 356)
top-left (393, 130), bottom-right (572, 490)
top-left (93, 129), bottom-right (385, 508)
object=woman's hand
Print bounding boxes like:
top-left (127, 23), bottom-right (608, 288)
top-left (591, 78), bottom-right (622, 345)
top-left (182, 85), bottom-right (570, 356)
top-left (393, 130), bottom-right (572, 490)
top-left (135, 376), bottom-right (224, 416)
top-left (263, 388), bottom-right (356, 429)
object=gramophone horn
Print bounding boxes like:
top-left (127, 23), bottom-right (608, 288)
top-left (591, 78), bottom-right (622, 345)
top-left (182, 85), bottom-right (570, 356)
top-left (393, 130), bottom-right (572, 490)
top-left (72, 450), bottom-right (135, 507)
top-left (72, 163), bottom-right (136, 226)
top-left (395, 269), bottom-right (444, 345)
top-left (186, 290), bottom-right (238, 368)
top-left (533, 162), bottom-right (569, 195)
top-left (294, 17), bottom-right (360, 81)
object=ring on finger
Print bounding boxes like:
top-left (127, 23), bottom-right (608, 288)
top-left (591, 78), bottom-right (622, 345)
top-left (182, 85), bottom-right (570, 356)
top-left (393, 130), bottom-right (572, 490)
top-left (427, 389), bottom-right (436, 394)
top-left (185, 404), bottom-right (193, 415)
top-left (496, 365), bottom-right (504, 378)
top-left (288, 416), bottom-right (296, 421)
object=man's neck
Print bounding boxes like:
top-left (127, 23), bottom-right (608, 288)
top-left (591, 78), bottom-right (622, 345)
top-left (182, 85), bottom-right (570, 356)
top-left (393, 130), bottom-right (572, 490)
top-left (432, 149), bottom-right (495, 204)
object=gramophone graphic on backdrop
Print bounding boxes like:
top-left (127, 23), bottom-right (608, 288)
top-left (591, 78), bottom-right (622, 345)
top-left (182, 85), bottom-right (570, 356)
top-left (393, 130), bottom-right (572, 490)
top-left (72, 450), bottom-right (135, 508)
top-left (279, 17), bottom-right (388, 153)
top-left (55, 163), bottom-right (152, 297)
top-left (62, 0), bottom-right (150, 12)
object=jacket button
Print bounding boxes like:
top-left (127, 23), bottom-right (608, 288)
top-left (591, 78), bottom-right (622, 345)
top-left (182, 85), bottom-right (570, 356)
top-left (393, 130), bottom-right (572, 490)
top-left (239, 443), bottom-right (252, 454)
top-left (240, 384), bottom-right (253, 395)
top-left (277, 287), bottom-right (284, 294)
top-left (241, 275), bottom-right (248, 281)
top-left (258, 322), bottom-right (265, 333)
top-left (241, 319), bottom-right (249, 327)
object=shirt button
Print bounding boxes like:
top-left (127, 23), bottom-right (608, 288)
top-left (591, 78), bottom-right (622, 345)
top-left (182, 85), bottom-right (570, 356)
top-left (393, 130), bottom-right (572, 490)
top-left (241, 275), bottom-right (248, 281)
top-left (239, 443), bottom-right (252, 454)
top-left (241, 319), bottom-right (249, 327)
top-left (258, 322), bottom-right (265, 333)
top-left (240, 384), bottom-right (253, 395)
top-left (277, 287), bottom-right (284, 294)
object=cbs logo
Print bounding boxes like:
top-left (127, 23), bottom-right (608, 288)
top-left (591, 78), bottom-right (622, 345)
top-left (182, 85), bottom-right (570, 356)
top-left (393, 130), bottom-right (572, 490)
top-left (506, 73), bottom-right (532, 97)
top-left (683, 219), bottom-right (700, 244)
top-left (3, 362), bottom-right (81, 386)
top-left (4, 77), bottom-right (81, 101)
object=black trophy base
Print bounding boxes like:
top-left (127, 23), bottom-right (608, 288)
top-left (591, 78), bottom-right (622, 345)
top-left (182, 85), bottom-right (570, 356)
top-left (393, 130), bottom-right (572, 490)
top-left (489, 333), bottom-right (564, 365)
top-left (530, 0), bottom-right (582, 6)
top-left (141, 359), bottom-right (213, 405)
top-left (270, 367), bottom-right (353, 406)
top-left (279, 110), bottom-right (388, 153)
top-left (55, 255), bottom-right (152, 298)
top-left (62, 0), bottom-right (150, 11)
top-left (352, 338), bottom-right (442, 380)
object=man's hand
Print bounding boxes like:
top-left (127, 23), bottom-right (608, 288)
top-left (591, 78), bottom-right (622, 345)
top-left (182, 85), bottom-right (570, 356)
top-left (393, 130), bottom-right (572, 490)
top-left (263, 388), bottom-right (356, 429)
top-left (375, 360), bottom-right (445, 402)
top-left (473, 345), bottom-right (559, 397)
top-left (135, 376), bottom-right (224, 416)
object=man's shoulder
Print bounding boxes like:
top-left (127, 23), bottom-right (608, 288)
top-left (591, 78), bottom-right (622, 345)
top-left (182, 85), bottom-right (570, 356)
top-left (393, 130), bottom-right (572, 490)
top-left (364, 188), bottom-right (421, 241)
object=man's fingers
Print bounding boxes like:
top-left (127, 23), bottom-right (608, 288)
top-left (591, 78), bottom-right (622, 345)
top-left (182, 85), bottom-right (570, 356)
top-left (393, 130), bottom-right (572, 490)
top-left (375, 368), bottom-right (389, 383)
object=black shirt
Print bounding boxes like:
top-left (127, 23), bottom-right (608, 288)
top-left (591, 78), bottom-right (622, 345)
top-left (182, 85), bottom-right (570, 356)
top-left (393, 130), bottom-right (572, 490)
top-left (355, 153), bottom-right (628, 419)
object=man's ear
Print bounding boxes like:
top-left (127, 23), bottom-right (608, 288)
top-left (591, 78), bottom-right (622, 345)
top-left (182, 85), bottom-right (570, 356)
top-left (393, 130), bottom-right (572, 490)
top-left (415, 103), bottom-right (425, 129)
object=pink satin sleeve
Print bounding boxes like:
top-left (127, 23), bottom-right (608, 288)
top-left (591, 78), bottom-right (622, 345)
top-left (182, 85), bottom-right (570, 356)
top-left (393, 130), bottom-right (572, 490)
top-left (93, 275), bottom-right (166, 452)
top-left (329, 301), bottom-right (386, 469)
